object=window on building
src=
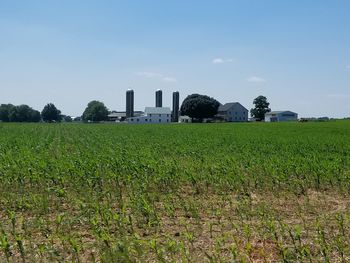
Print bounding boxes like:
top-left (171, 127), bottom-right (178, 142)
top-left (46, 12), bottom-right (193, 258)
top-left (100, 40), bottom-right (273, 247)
top-left (150, 119), bottom-right (152, 122)
top-left (239, 117), bottom-right (241, 120)
top-left (149, 114), bottom-right (152, 117)
top-left (131, 119), bottom-right (134, 121)
top-left (137, 119), bottom-right (139, 122)
top-left (159, 114), bottom-right (161, 117)
top-left (167, 119), bottom-right (169, 122)
top-left (235, 112), bottom-right (238, 115)
top-left (235, 117), bottom-right (237, 120)
top-left (145, 119), bottom-right (148, 122)
top-left (159, 119), bottom-right (161, 122)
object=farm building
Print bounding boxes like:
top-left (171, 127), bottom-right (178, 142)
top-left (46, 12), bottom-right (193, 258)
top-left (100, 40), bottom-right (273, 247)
top-left (108, 111), bottom-right (143, 122)
top-left (179, 115), bottom-right (192, 123)
top-left (216, 102), bottom-right (249, 122)
top-left (127, 107), bottom-right (171, 124)
top-left (265, 111), bottom-right (298, 122)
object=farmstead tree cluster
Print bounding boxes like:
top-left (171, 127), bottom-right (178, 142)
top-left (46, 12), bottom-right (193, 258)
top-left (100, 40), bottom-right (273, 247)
top-left (0, 103), bottom-right (62, 123)
top-left (0, 121), bottom-right (349, 261)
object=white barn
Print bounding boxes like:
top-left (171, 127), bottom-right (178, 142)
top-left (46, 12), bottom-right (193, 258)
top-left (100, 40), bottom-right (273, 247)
top-left (216, 102), bottom-right (249, 122)
top-left (127, 107), bottom-right (171, 124)
top-left (265, 111), bottom-right (298, 122)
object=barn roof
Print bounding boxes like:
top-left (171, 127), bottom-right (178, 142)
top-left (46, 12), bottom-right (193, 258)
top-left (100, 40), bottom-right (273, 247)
top-left (145, 107), bottom-right (171, 115)
top-left (108, 111), bottom-right (143, 118)
top-left (218, 102), bottom-right (247, 112)
top-left (266, 111), bottom-right (297, 115)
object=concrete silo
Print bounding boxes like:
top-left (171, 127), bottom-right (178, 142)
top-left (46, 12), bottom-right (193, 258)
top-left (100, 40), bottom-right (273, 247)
top-left (155, 89), bottom-right (162, 107)
top-left (126, 89), bottom-right (134, 118)
top-left (172, 91), bottom-right (180, 122)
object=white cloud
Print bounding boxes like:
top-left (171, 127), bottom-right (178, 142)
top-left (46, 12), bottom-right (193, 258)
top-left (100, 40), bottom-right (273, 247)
top-left (136, 72), bottom-right (177, 82)
top-left (137, 72), bottom-right (163, 78)
top-left (246, 76), bottom-right (266, 83)
top-left (162, 77), bottom-right (177, 82)
top-left (212, 58), bottom-right (233, 64)
top-left (213, 58), bottom-right (224, 64)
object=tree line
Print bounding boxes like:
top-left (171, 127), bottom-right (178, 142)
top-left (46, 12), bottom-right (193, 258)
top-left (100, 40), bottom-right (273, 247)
top-left (0, 103), bottom-right (63, 123)
top-left (0, 95), bottom-right (271, 123)
top-left (0, 101), bottom-right (109, 123)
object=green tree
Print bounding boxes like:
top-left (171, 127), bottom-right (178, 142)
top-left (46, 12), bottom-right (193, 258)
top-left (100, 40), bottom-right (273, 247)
top-left (63, 115), bottom-right (73, 122)
top-left (0, 104), bottom-right (15, 122)
top-left (250, 95), bottom-right (271, 121)
top-left (3, 104), bottom-right (41, 122)
top-left (180, 94), bottom-right (220, 122)
top-left (16, 105), bottom-right (33, 122)
top-left (41, 103), bottom-right (62, 122)
top-left (8, 106), bottom-right (19, 122)
top-left (82, 101), bottom-right (108, 122)
top-left (30, 110), bottom-right (41, 122)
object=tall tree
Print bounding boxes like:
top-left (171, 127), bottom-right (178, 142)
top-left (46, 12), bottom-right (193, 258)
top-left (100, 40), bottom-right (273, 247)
top-left (250, 95), bottom-right (271, 121)
top-left (0, 104), bottom-right (41, 122)
top-left (8, 106), bottom-right (20, 122)
top-left (30, 110), bottom-right (41, 122)
top-left (17, 105), bottom-right (33, 122)
top-left (82, 101), bottom-right (108, 122)
top-left (0, 104), bottom-right (15, 122)
top-left (41, 103), bottom-right (62, 122)
top-left (180, 94), bottom-right (220, 122)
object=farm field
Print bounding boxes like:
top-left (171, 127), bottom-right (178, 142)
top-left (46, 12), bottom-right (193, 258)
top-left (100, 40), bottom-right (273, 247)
top-left (0, 121), bottom-right (350, 262)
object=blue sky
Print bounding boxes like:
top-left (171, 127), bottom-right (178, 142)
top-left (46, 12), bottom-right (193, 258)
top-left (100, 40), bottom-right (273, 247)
top-left (1, 0), bottom-right (349, 117)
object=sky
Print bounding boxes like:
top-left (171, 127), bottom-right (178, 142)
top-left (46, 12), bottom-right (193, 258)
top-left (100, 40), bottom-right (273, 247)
top-left (0, 0), bottom-right (350, 118)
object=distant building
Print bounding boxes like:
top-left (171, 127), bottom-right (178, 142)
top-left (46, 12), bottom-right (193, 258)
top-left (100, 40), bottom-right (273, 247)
top-left (216, 102), bottom-right (248, 122)
top-left (265, 111), bottom-right (298, 122)
top-left (108, 111), bottom-right (143, 122)
top-left (179, 115), bottom-right (192, 123)
top-left (299, 116), bottom-right (330, 122)
top-left (318, 117), bottom-right (330, 121)
top-left (127, 107), bottom-right (171, 124)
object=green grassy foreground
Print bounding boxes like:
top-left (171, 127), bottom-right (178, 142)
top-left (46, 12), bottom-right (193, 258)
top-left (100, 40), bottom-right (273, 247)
top-left (0, 121), bottom-right (350, 262)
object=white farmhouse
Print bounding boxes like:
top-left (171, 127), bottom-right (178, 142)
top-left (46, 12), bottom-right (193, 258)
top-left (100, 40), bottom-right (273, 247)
top-left (216, 102), bottom-right (249, 122)
top-left (265, 111), bottom-right (298, 122)
top-left (127, 107), bottom-right (171, 124)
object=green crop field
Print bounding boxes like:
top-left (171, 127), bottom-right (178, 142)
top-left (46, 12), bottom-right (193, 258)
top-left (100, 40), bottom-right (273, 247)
top-left (0, 121), bottom-right (350, 262)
